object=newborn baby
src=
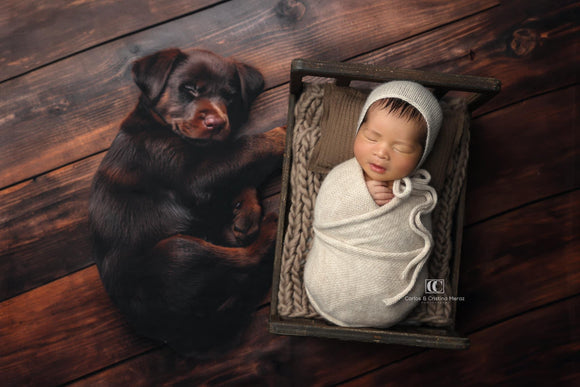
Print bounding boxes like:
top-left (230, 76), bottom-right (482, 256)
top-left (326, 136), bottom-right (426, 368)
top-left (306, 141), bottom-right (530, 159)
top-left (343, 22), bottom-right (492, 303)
top-left (304, 81), bottom-right (443, 328)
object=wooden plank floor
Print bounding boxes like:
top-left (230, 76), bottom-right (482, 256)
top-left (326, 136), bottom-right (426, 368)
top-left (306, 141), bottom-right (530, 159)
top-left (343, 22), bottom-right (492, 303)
top-left (1, 0), bottom-right (578, 385)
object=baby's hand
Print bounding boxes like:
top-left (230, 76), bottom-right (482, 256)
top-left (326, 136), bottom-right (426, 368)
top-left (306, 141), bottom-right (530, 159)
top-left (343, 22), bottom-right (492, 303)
top-left (366, 180), bottom-right (394, 206)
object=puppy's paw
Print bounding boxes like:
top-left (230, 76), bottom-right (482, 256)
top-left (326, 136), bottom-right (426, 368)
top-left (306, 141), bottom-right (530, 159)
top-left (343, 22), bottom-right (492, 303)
top-left (261, 212), bottom-right (279, 228)
top-left (269, 125), bottom-right (287, 135)
top-left (256, 212), bottom-right (279, 245)
top-left (269, 125), bottom-right (287, 141)
top-left (264, 126), bottom-right (287, 155)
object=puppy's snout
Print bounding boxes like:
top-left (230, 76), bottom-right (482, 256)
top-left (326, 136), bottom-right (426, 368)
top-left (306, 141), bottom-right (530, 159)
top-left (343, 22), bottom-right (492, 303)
top-left (196, 100), bottom-right (228, 132)
top-left (233, 219), bottom-right (259, 244)
top-left (204, 114), bottom-right (226, 131)
top-left (233, 215), bottom-right (254, 234)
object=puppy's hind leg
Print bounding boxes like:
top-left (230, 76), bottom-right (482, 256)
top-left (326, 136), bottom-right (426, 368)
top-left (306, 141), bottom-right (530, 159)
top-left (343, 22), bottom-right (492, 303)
top-left (146, 213), bottom-right (278, 356)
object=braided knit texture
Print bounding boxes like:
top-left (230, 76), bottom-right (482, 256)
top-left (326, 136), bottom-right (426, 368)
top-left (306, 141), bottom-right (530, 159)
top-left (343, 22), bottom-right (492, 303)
top-left (277, 84), bottom-right (324, 318)
top-left (277, 83), bottom-right (470, 326)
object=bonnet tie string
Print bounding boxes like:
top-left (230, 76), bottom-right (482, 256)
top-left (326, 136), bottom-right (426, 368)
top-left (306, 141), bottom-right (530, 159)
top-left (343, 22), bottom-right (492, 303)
top-left (383, 169), bottom-right (438, 306)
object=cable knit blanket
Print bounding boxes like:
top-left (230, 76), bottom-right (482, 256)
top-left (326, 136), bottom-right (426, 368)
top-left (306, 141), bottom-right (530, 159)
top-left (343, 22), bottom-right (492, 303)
top-left (304, 157), bottom-right (438, 328)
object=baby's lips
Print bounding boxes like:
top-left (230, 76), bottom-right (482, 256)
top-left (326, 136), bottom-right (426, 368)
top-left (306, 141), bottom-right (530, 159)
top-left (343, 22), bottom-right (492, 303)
top-left (369, 163), bottom-right (386, 173)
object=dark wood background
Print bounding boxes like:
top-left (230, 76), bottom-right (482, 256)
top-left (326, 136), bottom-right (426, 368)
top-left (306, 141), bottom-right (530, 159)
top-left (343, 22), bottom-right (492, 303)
top-left (0, 0), bottom-right (578, 385)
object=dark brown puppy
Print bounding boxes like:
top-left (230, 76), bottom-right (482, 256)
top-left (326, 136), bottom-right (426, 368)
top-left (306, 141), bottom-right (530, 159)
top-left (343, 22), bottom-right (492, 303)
top-left (88, 48), bottom-right (285, 356)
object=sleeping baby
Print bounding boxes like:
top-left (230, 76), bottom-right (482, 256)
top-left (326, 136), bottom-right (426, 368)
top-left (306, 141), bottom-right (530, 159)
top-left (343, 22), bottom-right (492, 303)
top-left (304, 80), bottom-right (443, 328)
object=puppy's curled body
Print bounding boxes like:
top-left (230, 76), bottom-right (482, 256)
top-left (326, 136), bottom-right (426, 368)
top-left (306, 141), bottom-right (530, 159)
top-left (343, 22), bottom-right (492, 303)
top-left (89, 49), bottom-right (285, 356)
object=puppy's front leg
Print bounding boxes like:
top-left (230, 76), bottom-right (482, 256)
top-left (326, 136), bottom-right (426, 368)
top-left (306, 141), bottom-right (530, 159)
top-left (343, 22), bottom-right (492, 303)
top-left (156, 213), bottom-right (278, 268)
top-left (191, 126), bottom-right (286, 193)
top-left (230, 125), bottom-right (287, 175)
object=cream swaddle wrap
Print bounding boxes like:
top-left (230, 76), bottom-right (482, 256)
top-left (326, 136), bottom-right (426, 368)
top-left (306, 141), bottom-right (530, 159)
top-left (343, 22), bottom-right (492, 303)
top-left (304, 158), bottom-right (437, 327)
top-left (304, 81), bottom-right (443, 328)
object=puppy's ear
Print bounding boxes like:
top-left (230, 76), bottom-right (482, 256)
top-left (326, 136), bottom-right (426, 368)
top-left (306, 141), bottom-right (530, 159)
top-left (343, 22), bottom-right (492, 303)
top-left (132, 48), bottom-right (187, 103)
top-left (235, 63), bottom-right (265, 110)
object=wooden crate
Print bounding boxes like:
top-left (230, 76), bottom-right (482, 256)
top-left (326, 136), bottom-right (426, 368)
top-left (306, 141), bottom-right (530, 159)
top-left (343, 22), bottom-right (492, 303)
top-left (269, 59), bottom-right (500, 350)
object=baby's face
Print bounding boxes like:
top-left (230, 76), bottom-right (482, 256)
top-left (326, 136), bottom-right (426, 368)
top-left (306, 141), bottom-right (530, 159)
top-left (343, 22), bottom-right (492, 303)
top-left (354, 106), bottom-right (423, 182)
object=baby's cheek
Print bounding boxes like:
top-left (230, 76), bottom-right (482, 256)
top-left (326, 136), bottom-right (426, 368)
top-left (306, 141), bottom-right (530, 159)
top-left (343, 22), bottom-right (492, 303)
top-left (353, 138), bottom-right (368, 163)
top-left (399, 157), bottom-right (420, 174)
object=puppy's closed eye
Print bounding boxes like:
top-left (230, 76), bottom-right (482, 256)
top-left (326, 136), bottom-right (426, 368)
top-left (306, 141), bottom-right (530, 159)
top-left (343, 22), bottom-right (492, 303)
top-left (182, 84), bottom-right (202, 98)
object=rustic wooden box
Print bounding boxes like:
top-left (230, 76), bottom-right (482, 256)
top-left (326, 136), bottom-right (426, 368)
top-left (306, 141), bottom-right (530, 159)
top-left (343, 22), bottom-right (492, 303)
top-left (269, 59), bottom-right (500, 350)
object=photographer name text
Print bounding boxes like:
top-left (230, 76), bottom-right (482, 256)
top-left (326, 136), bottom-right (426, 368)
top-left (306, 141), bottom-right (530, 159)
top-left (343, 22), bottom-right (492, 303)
top-left (405, 295), bottom-right (465, 302)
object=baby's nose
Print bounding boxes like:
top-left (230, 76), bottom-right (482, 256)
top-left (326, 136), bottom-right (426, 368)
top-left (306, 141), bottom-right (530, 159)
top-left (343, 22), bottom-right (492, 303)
top-left (376, 146), bottom-right (389, 159)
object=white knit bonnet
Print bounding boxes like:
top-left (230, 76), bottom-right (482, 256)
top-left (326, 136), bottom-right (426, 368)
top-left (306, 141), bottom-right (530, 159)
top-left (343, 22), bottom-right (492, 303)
top-left (356, 80), bottom-right (443, 169)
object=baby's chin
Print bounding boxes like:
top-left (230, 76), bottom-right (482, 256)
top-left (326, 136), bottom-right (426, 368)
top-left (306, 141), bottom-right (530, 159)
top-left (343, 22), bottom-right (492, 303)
top-left (363, 169), bottom-right (404, 183)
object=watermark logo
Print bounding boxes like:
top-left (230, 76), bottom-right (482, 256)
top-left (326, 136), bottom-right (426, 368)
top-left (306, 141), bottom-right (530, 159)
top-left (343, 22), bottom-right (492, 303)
top-left (405, 279), bottom-right (465, 303)
top-left (425, 279), bottom-right (445, 294)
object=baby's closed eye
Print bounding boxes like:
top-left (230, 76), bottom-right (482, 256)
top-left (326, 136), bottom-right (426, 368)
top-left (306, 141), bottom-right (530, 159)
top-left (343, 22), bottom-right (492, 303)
top-left (394, 145), bottom-right (414, 153)
top-left (364, 132), bottom-right (379, 142)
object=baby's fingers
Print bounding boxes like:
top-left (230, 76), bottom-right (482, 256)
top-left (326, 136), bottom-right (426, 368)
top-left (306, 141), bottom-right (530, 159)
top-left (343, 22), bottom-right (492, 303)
top-left (372, 190), bottom-right (394, 206)
top-left (373, 191), bottom-right (394, 200)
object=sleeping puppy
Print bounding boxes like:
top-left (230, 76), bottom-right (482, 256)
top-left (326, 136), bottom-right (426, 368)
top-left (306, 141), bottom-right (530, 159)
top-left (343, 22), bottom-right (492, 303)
top-left (88, 48), bottom-right (285, 356)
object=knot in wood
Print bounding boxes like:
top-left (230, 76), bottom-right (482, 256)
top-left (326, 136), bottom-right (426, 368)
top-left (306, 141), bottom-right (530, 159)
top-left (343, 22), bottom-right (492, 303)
top-left (275, 0), bottom-right (306, 22)
top-left (129, 44), bottom-right (141, 54)
top-left (510, 28), bottom-right (539, 56)
top-left (48, 98), bottom-right (71, 115)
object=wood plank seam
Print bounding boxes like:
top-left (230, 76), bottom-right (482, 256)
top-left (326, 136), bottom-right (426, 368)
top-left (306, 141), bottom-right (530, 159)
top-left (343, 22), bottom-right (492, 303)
top-left (0, 0), bottom-right (227, 83)
top-left (467, 82), bottom-right (580, 120)
top-left (0, 0), bottom-right (502, 189)
top-left (464, 187), bottom-right (580, 229)
top-left (340, 294), bottom-right (580, 384)
top-left (4, 76), bottom-right (573, 193)
top-left (342, 1), bottom-right (501, 65)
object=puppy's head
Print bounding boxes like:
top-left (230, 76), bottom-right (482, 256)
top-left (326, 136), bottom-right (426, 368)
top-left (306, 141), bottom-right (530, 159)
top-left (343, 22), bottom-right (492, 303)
top-left (225, 187), bottom-right (261, 246)
top-left (132, 48), bottom-right (264, 142)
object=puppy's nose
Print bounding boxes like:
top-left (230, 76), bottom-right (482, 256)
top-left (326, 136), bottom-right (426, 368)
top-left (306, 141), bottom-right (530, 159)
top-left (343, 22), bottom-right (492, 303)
top-left (204, 115), bottom-right (226, 131)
